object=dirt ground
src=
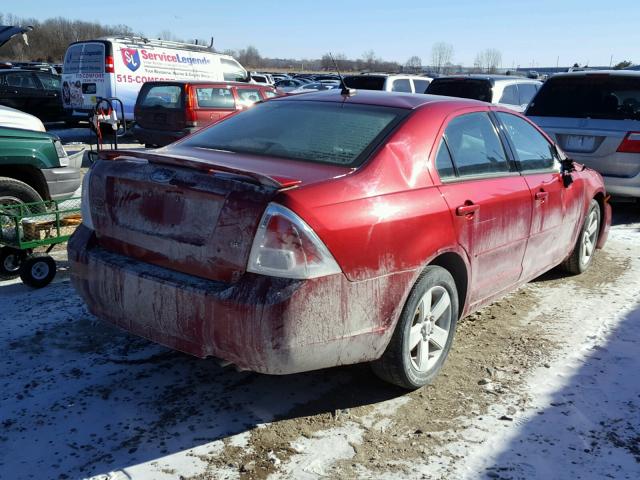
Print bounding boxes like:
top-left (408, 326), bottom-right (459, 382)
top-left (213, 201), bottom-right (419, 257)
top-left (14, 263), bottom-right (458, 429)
top-left (1, 204), bottom-right (639, 480)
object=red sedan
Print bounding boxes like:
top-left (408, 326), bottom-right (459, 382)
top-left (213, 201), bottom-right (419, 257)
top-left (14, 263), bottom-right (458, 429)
top-left (68, 90), bottom-right (610, 389)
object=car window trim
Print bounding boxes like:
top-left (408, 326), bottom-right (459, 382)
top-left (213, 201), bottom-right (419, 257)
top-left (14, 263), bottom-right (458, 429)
top-left (439, 170), bottom-right (522, 184)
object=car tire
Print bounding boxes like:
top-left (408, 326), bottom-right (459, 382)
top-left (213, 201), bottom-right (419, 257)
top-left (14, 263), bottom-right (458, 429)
top-left (372, 265), bottom-right (459, 390)
top-left (0, 177), bottom-right (44, 207)
top-left (0, 246), bottom-right (26, 279)
top-left (561, 199), bottom-right (601, 275)
top-left (19, 255), bottom-right (57, 288)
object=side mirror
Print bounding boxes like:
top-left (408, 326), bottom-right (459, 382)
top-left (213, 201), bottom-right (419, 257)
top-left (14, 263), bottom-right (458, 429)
top-left (554, 144), bottom-right (575, 188)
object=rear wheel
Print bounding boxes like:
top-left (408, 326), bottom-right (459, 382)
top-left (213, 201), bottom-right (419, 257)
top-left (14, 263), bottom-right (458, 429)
top-left (0, 247), bottom-right (26, 279)
top-left (372, 266), bottom-right (459, 389)
top-left (19, 255), bottom-right (57, 288)
top-left (561, 199), bottom-right (601, 274)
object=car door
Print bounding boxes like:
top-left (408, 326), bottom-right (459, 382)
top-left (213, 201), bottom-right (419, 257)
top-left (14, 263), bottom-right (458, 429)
top-left (434, 111), bottom-right (533, 307)
top-left (496, 111), bottom-right (581, 277)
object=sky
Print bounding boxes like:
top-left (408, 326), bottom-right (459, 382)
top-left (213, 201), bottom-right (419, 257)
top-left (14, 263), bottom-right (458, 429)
top-left (5, 0), bottom-right (640, 67)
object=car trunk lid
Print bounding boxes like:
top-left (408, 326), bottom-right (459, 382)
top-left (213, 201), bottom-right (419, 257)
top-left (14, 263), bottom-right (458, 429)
top-left (89, 149), bottom-right (352, 283)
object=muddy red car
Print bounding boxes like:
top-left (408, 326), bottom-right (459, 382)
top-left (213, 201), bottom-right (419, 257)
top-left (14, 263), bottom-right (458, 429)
top-left (69, 90), bottom-right (610, 389)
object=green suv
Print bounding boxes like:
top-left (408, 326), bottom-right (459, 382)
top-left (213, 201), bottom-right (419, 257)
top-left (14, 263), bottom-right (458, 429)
top-left (0, 126), bottom-right (82, 206)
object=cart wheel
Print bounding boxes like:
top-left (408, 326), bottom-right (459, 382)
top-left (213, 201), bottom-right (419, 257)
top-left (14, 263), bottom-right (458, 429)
top-left (0, 247), bottom-right (26, 278)
top-left (19, 255), bottom-right (57, 288)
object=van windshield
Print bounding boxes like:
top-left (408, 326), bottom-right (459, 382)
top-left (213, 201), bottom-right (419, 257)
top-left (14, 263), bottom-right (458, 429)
top-left (64, 43), bottom-right (105, 74)
top-left (180, 101), bottom-right (407, 167)
top-left (526, 75), bottom-right (640, 120)
top-left (426, 79), bottom-right (492, 102)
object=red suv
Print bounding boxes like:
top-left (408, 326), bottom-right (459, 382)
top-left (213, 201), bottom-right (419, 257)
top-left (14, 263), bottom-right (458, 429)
top-left (132, 81), bottom-right (278, 147)
top-left (70, 90), bottom-right (610, 389)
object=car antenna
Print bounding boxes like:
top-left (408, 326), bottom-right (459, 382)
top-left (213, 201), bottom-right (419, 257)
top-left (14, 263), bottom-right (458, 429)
top-left (330, 52), bottom-right (356, 97)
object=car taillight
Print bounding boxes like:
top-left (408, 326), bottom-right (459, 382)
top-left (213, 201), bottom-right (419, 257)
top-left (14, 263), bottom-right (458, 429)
top-left (184, 84), bottom-right (199, 128)
top-left (105, 55), bottom-right (115, 73)
top-left (617, 132), bottom-right (640, 154)
top-left (247, 203), bottom-right (341, 279)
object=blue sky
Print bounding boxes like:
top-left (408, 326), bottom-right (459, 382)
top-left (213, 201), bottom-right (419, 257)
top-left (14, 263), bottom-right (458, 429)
top-left (6, 1), bottom-right (639, 67)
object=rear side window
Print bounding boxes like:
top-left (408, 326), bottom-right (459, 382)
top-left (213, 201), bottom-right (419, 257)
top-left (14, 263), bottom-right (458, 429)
top-left (236, 88), bottom-right (263, 106)
top-left (195, 87), bottom-right (234, 108)
top-left (444, 112), bottom-right (510, 177)
top-left (497, 112), bottom-right (556, 171)
top-left (139, 85), bottom-right (183, 108)
top-left (427, 79), bottom-right (492, 102)
top-left (413, 79), bottom-right (430, 94)
top-left (343, 76), bottom-right (386, 90)
top-left (517, 83), bottom-right (538, 106)
top-left (527, 75), bottom-right (640, 120)
top-left (499, 85), bottom-right (519, 105)
top-left (434, 139), bottom-right (456, 181)
top-left (4, 72), bottom-right (37, 88)
top-left (391, 79), bottom-right (412, 92)
top-left (181, 101), bottom-right (407, 167)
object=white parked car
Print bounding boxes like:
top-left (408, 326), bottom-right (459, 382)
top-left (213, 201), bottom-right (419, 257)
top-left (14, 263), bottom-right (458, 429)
top-left (426, 75), bottom-right (542, 112)
top-left (0, 105), bottom-right (46, 131)
top-left (343, 74), bottom-right (433, 94)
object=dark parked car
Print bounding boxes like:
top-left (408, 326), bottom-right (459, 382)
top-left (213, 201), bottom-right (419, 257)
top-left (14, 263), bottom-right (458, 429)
top-left (70, 90), bottom-right (610, 390)
top-left (0, 69), bottom-right (64, 122)
top-left (132, 80), bottom-right (279, 147)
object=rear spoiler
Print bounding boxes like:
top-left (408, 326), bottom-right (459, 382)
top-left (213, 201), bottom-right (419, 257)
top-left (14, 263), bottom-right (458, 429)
top-left (97, 149), bottom-right (302, 189)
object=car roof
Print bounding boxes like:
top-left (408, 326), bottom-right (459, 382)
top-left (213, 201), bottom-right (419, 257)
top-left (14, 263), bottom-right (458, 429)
top-left (433, 74), bottom-right (539, 84)
top-left (271, 89), bottom-right (486, 110)
top-left (548, 69), bottom-right (640, 78)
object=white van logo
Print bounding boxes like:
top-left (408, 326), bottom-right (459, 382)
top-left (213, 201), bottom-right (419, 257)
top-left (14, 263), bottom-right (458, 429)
top-left (121, 48), bottom-right (141, 72)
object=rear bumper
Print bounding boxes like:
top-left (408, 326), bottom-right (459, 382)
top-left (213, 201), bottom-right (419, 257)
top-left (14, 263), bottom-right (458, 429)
top-left (41, 166), bottom-right (81, 200)
top-left (68, 225), bottom-right (411, 374)
top-left (132, 125), bottom-right (198, 147)
top-left (603, 174), bottom-right (640, 198)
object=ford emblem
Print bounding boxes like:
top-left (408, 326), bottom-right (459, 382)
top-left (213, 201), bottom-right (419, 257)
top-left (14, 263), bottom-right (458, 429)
top-left (150, 168), bottom-right (174, 183)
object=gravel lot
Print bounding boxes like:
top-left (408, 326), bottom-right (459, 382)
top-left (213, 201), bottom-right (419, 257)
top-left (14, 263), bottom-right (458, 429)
top-left (0, 201), bottom-right (638, 480)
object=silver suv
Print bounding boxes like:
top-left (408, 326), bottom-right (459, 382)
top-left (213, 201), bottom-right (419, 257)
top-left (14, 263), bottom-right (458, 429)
top-left (426, 75), bottom-right (542, 112)
top-left (527, 71), bottom-right (640, 198)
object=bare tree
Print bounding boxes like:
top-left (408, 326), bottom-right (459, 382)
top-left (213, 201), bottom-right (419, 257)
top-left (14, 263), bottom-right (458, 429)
top-left (236, 46), bottom-right (261, 69)
top-left (474, 48), bottom-right (502, 73)
top-left (431, 42), bottom-right (453, 73)
top-left (405, 55), bottom-right (422, 73)
top-left (361, 50), bottom-right (378, 71)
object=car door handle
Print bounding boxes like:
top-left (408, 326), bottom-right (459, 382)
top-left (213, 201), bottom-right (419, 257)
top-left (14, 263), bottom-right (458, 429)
top-left (535, 191), bottom-right (549, 201)
top-left (456, 203), bottom-right (480, 216)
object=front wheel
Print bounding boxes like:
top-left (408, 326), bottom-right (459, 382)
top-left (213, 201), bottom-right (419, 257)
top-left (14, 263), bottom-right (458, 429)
top-left (19, 255), bottom-right (57, 288)
top-left (561, 199), bottom-right (601, 274)
top-left (0, 247), bottom-right (26, 279)
top-left (372, 266), bottom-right (459, 390)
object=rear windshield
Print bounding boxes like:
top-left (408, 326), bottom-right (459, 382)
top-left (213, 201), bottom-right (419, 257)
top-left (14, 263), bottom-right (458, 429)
top-left (344, 76), bottom-right (386, 90)
top-left (138, 85), bottom-right (183, 108)
top-left (180, 101), bottom-right (407, 167)
top-left (63, 43), bottom-right (105, 74)
top-left (426, 79), bottom-right (492, 102)
top-left (526, 75), bottom-right (640, 120)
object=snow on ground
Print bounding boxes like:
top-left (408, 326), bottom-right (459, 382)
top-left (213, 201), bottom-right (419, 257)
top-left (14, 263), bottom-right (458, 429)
top-left (0, 204), bottom-right (639, 480)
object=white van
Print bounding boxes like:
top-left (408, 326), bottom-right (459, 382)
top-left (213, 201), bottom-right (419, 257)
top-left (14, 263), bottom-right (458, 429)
top-left (61, 36), bottom-right (249, 123)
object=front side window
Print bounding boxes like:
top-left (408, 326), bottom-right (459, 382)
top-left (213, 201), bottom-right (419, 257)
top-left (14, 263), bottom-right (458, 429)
top-left (195, 87), bottom-right (234, 108)
top-left (444, 112), bottom-right (510, 177)
top-left (221, 58), bottom-right (247, 82)
top-left (263, 90), bottom-right (278, 98)
top-left (391, 79), bottom-right (412, 93)
top-left (499, 85), bottom-right (519, 105)
top-left (180, 101), bottom-right (407, 167)
top-left (497, 112), bottom-right (556, 171)
top-left (36, 73), bottom-right (61, 90)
